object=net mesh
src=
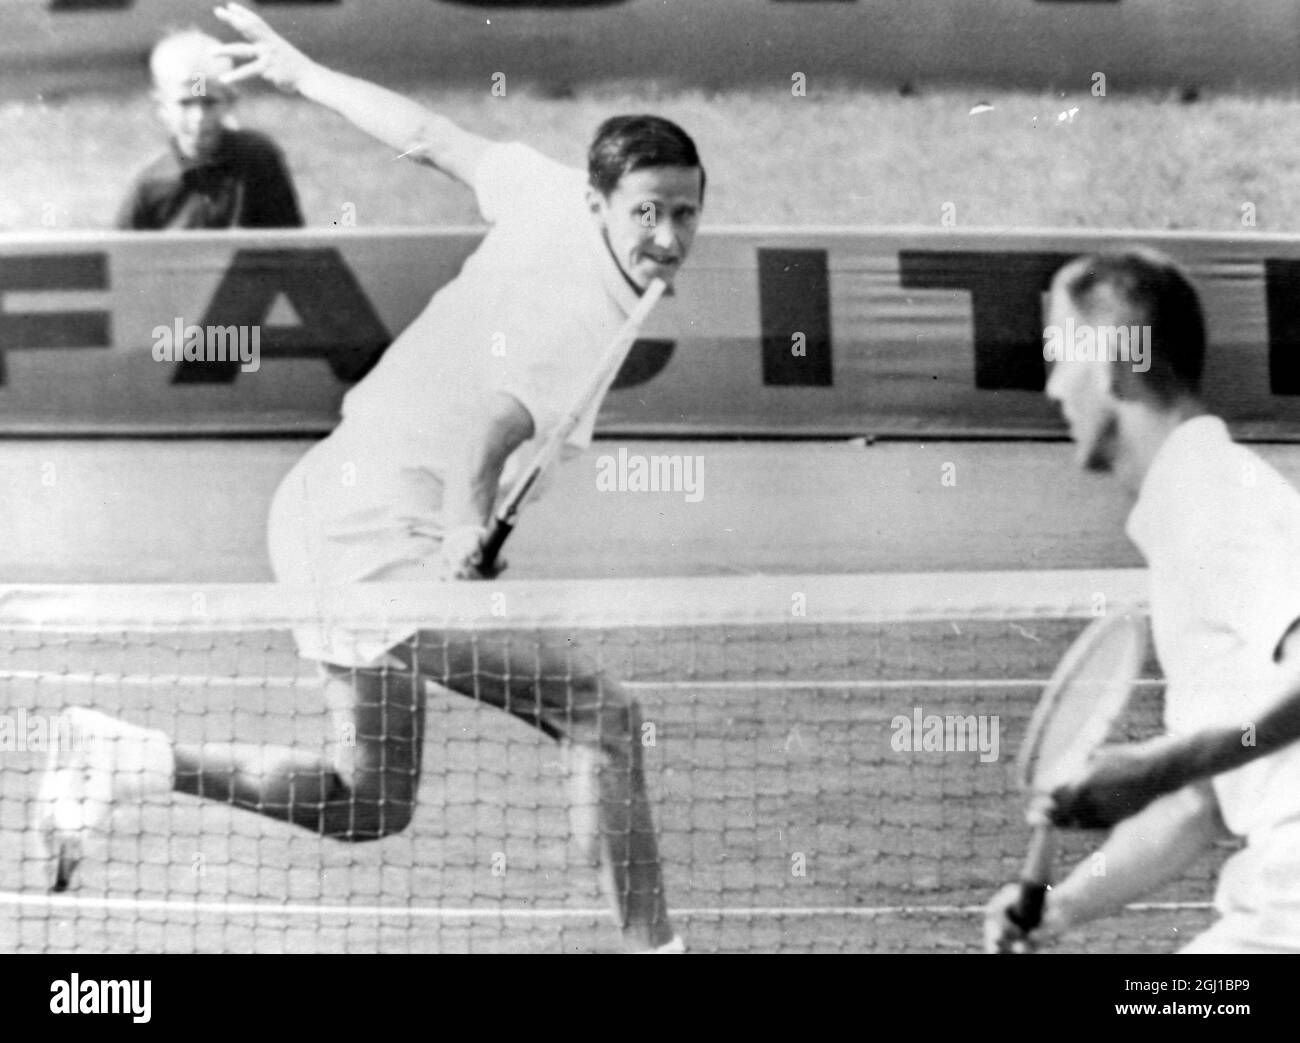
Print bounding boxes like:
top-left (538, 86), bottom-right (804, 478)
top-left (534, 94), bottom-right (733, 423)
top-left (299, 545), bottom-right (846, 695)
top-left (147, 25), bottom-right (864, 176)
top-left (0, 570), bottom-right (1229, 954)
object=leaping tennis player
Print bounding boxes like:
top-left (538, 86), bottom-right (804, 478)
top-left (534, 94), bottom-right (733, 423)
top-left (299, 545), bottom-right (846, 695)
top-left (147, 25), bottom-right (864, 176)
top-left (986, 248), bottom-right (1300, 954)
top-left (37, 2), bottom-right (703, 953)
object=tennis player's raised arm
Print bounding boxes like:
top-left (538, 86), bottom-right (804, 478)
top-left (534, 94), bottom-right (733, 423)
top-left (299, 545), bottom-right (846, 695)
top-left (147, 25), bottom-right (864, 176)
top-left (213, 3), bottom-right (489, 187)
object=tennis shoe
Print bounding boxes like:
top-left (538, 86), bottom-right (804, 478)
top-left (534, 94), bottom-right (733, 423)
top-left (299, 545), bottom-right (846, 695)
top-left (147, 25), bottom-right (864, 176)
top-left (642, 935), bottom-right (686, 954)
top-left (35, 708), bottom-right (173, 892)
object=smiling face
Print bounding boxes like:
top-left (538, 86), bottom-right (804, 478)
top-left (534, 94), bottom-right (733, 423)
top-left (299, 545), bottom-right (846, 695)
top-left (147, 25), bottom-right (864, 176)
top-left (1044, 283), bottom-right (1122, 473)
top-left (587, 165), bottom-right (703, 290)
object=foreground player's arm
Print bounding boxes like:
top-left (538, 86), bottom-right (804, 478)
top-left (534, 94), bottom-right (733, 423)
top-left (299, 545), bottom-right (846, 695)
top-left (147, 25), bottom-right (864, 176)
top-left (1044, 781), bottom-right (1225, 935)
top-left (1051, 623), bottom-right (1300, 829)
top-left (213, 3), bottom-right (489, 186)
top-left (986, 780), bottom-right (1226, 951)
top-left (440, 392), bottom-right (534, 576)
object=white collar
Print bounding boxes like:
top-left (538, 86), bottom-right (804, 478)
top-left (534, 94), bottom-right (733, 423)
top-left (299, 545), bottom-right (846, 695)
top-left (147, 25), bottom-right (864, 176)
top-left (580, 207), bottom-right (642, 319)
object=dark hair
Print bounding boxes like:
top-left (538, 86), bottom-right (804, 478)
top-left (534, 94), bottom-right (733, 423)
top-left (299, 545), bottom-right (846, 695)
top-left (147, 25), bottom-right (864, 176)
top-left (1054, 247), bottom-right (1206, 403)
top-left (587, 115), bottom-right (705, 199)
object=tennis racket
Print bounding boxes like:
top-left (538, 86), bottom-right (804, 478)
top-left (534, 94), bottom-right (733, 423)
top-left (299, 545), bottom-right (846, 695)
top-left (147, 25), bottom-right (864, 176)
top-left (1004, 610), bottom-right (1149, 939)
top-left (478, 278), bottom-right (668, 572)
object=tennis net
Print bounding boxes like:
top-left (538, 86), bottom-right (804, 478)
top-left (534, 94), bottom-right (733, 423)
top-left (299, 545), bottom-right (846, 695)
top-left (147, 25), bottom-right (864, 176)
top-left (0, 569), bottom-right (1226, 953)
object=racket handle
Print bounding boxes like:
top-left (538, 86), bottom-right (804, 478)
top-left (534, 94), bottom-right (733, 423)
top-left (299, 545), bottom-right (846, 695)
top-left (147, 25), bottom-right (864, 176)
top-left (1007, 882), bottom-right (1047, 933)
top-left (478, 517), bottom-right (513, 573)
top-left (1007, 825), bottom-right (1058, 933)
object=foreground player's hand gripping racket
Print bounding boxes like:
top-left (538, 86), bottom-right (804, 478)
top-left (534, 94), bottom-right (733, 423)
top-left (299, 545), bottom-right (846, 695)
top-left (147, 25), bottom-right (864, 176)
top-left (478, 278), bottom-right (668, 572)
top-left (1005, 610), bottom-right (1149, 939)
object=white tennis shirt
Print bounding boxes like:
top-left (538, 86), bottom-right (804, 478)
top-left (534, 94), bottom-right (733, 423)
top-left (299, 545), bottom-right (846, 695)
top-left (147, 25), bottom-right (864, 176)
top-left (269, 142), bottom-right (641, 586)
top-left (1126, 415), bottom-right (1300, 839)
top-left (337, 140), bottom-right (641, 513)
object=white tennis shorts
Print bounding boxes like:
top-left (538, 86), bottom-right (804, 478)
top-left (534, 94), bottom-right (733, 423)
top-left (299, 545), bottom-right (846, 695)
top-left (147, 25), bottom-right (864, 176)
top-left (267, 432), bottom-right (447, 668)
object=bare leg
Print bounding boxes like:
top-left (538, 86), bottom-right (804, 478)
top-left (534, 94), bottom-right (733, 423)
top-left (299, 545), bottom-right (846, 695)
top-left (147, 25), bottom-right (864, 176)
top-left (172, 664), bottom-right (425, 840)
top-left (564, 711), bottom-right (673, 950)
top-left (408, 633), bottom-right (674, 950)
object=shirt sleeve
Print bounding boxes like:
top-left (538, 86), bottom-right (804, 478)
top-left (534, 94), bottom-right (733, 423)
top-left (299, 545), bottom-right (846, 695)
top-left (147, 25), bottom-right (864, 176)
top-left (473, 142), bottom-right (582, 225)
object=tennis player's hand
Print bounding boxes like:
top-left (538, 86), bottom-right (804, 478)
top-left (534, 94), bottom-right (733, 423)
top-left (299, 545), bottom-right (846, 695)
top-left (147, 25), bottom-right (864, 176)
top-left (1046, 738), bottom-right (1174, 829)
top-left (440, 525), bottom-right (506, 581)
top-left (983, 884), bottom-right (1043, 954)
top-left (214, 3), bottom-right (316, 92)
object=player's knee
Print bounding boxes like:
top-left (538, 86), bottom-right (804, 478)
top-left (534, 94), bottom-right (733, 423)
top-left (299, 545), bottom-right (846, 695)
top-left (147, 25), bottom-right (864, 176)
top-left (318, 766), bottom-right (418, 841)
top-left (321, 795), bottom-right (417, 842)
top-left (569, 677), bottom-right (635, 726)
top-left (595, 695), bottom-right (640, 756)
top-left (539, 678), bottom-right (643, 763)
top-left (361, 797), bottom-right (416, 839)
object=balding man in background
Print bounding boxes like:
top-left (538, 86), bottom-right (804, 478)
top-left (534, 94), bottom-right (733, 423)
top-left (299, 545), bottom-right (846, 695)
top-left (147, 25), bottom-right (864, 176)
top-left (117, 29), bottom-right (302, 230)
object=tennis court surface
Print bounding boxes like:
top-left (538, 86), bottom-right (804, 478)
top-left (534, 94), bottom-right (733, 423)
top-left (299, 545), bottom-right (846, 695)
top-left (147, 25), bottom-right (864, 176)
top-left (0, 570), bottom-right (1225, 953)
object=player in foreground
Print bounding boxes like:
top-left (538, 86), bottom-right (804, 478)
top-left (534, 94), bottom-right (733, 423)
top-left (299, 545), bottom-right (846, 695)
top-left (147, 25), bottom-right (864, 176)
top-left (986, 248), bottom-right (1300, 954)
top-left (38, 1), bottom-right (703, 953)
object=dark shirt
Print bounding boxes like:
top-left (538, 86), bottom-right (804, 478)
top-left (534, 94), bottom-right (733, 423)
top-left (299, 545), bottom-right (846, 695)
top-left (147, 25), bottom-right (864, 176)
top-left (117, 127), bottom-right (303, 230)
